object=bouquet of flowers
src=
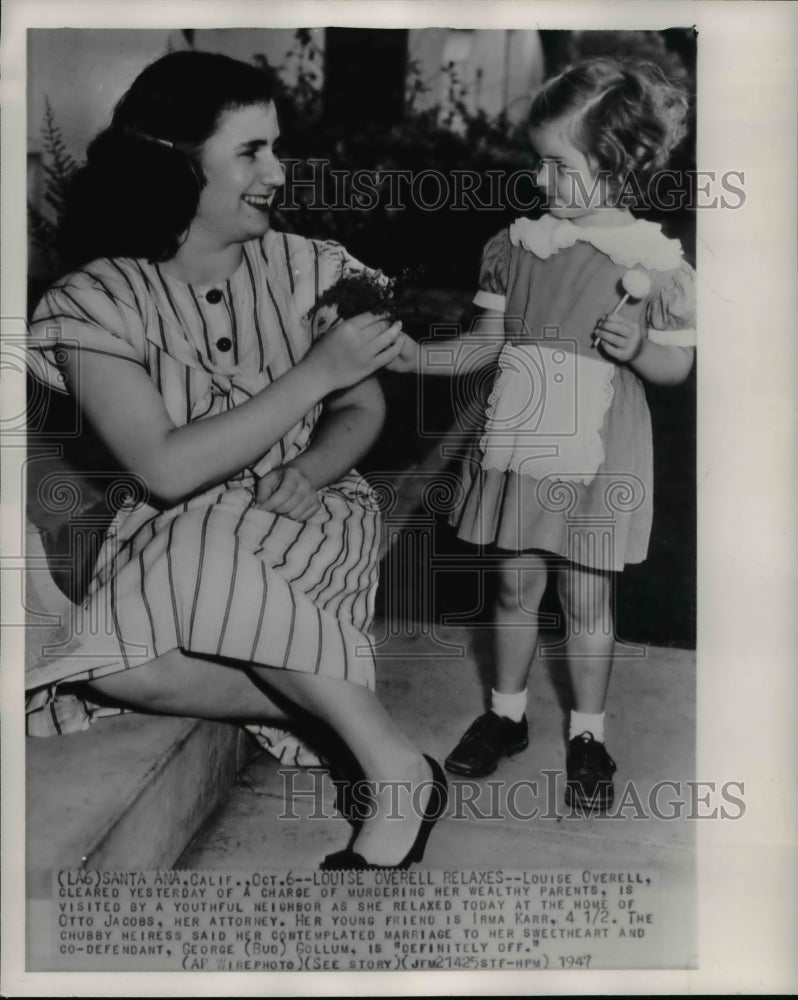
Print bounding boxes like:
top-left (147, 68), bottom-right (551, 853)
top-left (308, 270), bottom-right (398, 337)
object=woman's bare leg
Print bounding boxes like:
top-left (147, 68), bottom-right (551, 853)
top-left (86, 652), bottom-right (435, 865)
top-left (84, 649), bottom-right (291, 723)
top-left (249, 667), bottom-right (432, 865)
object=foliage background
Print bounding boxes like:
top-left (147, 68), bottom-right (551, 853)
top-left (264, 28), bottom-right (696, 290)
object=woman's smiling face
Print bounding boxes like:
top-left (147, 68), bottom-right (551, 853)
top-left (191, 102), bottom-right (284, 248)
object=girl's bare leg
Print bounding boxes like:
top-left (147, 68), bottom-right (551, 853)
top-left (556, 563), bottom-right (615, 713)
top-left (494, 553), bottom-right (549, 693)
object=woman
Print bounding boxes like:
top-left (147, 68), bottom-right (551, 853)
top-left (27, 50), bottom-right (446, 870)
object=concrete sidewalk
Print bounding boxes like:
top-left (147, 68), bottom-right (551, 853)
top-left (179, 624), bottom-right (696, 963)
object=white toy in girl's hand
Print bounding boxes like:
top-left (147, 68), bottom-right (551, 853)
top-left (619, 268), bottom-right (651, 302)
top-left (593, 269), bottom-right (652, 349)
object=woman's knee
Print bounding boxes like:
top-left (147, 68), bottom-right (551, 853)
top-left (84, 651), bottom-right (188, 711)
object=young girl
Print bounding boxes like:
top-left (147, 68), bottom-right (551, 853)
top-left (389, 58), bottom-right (696, 812)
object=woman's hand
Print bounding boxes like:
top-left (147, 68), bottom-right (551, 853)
top-left (305, 312), bottom-right (403, 392)
top-left (384, 332), bottom-right (421, 373)
top-left (256, 463), bottom-right (321, 521)
top-left (592, 313), bottom-right (646, 363)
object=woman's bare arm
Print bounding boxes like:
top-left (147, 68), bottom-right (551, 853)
top-left (62, 314), bottom-right (401, 505)
top-left (286, 376), bottom-right (386, 490)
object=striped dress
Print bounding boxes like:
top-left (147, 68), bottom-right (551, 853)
top-left (26, 232), bottom-right (383, 762)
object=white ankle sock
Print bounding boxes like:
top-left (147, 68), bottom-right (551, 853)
top-left (491, 688), bottom-right (527, 723)
top-left (569, 710), bottom-right (605, 743)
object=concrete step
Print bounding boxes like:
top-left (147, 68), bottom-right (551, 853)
top-left (26, 715), bottom-right (257, 900)
top-left (26, 714), bottom-right (257, 968)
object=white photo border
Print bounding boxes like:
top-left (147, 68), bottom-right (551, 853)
top-left (2, 1), bottom-right (796, 995)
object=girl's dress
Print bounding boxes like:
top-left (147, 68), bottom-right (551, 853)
top-left (26, 232), bottom-right (384, 764)
top-left (450, 214), bottom-right (696, 571)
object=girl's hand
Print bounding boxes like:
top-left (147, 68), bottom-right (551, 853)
top-left (384, 332), bottom-right (421, 373)
top-left (306, 312), bottom-right (403, 392)
top-left (256, 463), bottom-right (321, 521)
top-left (592, 313), bottom-right (646, 363)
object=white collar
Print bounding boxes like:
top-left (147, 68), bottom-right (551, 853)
top-left (508, 214), bottom-right (684, 271)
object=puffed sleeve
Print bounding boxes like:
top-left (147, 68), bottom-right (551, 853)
top-left (645, 264), bottom-right (697, 347)
top-left (473, 229), bottom-right (511, 313)
top-left (28, 267), bottom-right (146, 394)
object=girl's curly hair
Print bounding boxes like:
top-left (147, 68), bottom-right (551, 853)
top-left (528, 57), bottom-right (689, 194)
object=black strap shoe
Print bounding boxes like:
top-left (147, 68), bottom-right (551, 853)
top-left (565, 731), bottom-right (617, 813)
top-left (444, 711), bottom-right (529, 777)
top-left (320, 755), bottom-right (448, 870)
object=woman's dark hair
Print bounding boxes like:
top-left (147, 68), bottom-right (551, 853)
top-left (60, 50), bottom-right (275, 268)
top-left (528, 57), bottom-right (689, 195)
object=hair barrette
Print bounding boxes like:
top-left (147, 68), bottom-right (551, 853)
top-left (122, 127), bottom-right (175, 150)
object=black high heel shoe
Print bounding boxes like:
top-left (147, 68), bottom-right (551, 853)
top-left (320, 755), bottom-right (448, 870)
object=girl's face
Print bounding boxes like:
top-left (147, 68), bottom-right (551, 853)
top-left (529, 116), bottom-right (608, 223)
top-left (190, 102), bottom-right (285, 249)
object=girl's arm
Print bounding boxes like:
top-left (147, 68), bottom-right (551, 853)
top-left (61, 313), bottom-right (402, 506)
top-left (628, 340), bottom-right (694, 386)
top-left (387, 309), bottom-right (505, 376)
top-left (593, 313), bottom-right (694, 386)
top-left (596, 265), bottom-right (696, 386)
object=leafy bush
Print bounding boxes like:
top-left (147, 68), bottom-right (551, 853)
top-left (261, 33), bottom-right (537, 290)
top-left (28, 100), bottom-right (79, 305)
